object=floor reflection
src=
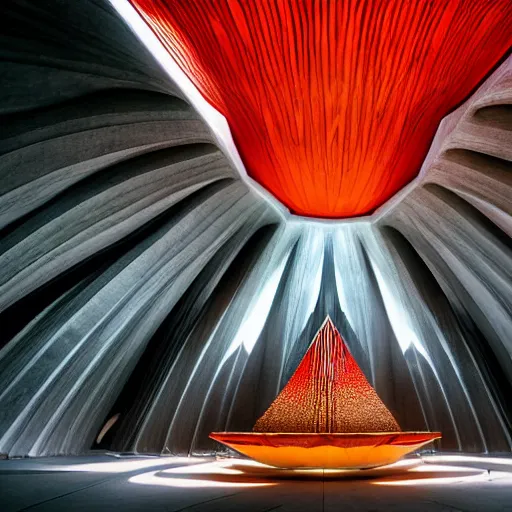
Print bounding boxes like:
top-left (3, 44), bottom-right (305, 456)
top-left (126, 457), bottom-right (510, 489)
top-left (2, 455), bottom-right (512, 511)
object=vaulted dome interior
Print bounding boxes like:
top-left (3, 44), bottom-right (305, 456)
top-left (0, 1), bottom-right (511, 510)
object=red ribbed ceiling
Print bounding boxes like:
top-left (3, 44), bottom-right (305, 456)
top-left (131, 0), bottom-right (512, 218)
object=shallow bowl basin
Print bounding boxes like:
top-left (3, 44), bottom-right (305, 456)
top-left (209, 432), bottom-right (441, 469)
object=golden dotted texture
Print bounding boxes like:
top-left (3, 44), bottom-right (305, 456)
top-left (254, 318), bottom-right (400, 433)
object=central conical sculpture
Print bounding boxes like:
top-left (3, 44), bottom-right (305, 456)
top-left (211, 316), bottom-right (440, 469)
top-left (254, 317), bottom-right (400, 434)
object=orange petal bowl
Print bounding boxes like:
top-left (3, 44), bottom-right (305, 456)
top-left (210, 432), bottom-right (441, 469)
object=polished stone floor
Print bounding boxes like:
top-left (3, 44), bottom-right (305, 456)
top-left (1, 454), bottom-right (512, 511)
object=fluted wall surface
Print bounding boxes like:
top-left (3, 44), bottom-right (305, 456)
top-left (0, 1), bottom-right (510, 458)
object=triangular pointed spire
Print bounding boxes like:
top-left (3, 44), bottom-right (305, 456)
top-left (254, 317), bottom-right (400, 433)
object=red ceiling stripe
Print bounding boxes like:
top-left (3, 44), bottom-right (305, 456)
top-left (131, 0), bottom-right (512, 218)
